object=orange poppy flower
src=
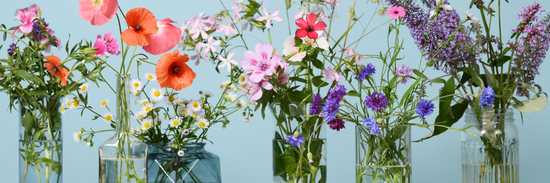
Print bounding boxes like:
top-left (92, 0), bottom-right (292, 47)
top-left (156, 49), bottom-right (196, 91)
top-left (44, 55), bottom-right (69, 86)
top-left (120, 7), bottom-right (157, 46)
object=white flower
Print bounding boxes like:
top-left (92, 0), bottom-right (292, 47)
top-left (73, 132), bottom-right (81, 143)
top-left (150, 88), bottom-right (165, 101)
top-left (283, 35), bottom-right (306, 61)
top-left (142, 103), bottom-right (155, 113)
top-left (98, 99), bottom-right (109, 108)
top-left (103, 112), bottom-right (114, 123)
top-left (65, 98), bottom-right (73, 108)
top-left (236, 99), bottom-right (247, 110)
top-left (69, 99), bottom-right (81, 110)
top-left (188, 99), bottom-right (202, 112)
top-left (177, 150), bottom-right (185, 157)
top-left (169, 116), bottom-right (182, 128)
top-left (217, 51), bottom-right (238, 72)
top-left (134, 111), bottom-right (146, 120)
top-left (203, 91), bottom-right (213, 98)
top-left (242, 118), bottom-right (251, 123)
top-left (144, 73), bottom-right (156, 81)
top-left (238, 74), bottom-right (249, 89)
top-left (139, 99), bottom-right (150, 106)
top-left (61, 105), bottom-right (66, 115)
top-left (142, 118), bottom-right (153, 131)
top-left (221, 81), bottom-right (235, 91)
top-left (130, 79), bottom-right (144, 92)
top-left (225, 92), bottom-right (238, 102)
top-left (165, 93), bottom-right (179, 105)
top-left (178, 106), bottom-right (191, 116)
top-left (78, 83), bottom-right (89, 94)
top-left (430, 0), bottom-right (453, 18)
top-left (131, 90), bottom-right (141, 98)
top-left (460, 11), bottom-right (480, 23)
top-left (196, 117), bottom-right (210, 128)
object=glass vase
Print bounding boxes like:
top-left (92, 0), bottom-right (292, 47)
top-left (270, 102), bottom-right (327, 183)
top-left (355, 125), bottom-right (411, 183)
top-left (19, 96), bottom-right (63, 183)
top-left (98, 74), bottom-right (148, 183)
top-left (146, 143), bottom-right (221, 183)
top-left (461, 108), bottom-right (519, 183)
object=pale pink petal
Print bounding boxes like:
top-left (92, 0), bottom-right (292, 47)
top-left (255, 43), bottom-right (274, 61)
top-left (272, 16), bottom-right (283, 22)
top-left (143, 18), bottom-right (182, 55)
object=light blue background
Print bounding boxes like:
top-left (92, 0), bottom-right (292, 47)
top-left (1, 0), bottom-right (549, 182)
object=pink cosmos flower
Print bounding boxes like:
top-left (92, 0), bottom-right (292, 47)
top-left (143, 18), bottom-right (182, 55)
top-left (322, 66), bottom-right (342, 82)
top-left (217, 23), bottom-right (238, 36)
top-left (295, 13), bottom-right (327, 39)
top-left (395, 65), bottom-right (414, 84)
top-left (255, 6), bottom-right (283, 29)
top-left (241, 43), bottom-right (281, 82)
top-left (218, 51), bottom-right (238, 72)
top-left (92, 35), bottom-right (107, 56)
top-left (12, 4), bottom-right (42, 39)
top-left (79, 0), bottom-right (118, 26)
top-left (386, 6), bottom-right (406, 20)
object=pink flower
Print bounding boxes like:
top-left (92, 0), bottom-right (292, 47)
top-left (143, 18), bottom-right (182, 55)
top-left (12, 4), bottom-right (42, 39)
top-left (279, 72), bottom-right (290, 85)
top-left (295, 13), bottom-right (327, 39)
top-left (247, 79), bottom-right (273, 102)
top-left (342, 48), bottom-right (367, 65)
top-left (191, 45), bottom-right (210, 66)
top-left (39, 29), bottom-right (61, 53)
top-left (241, 43), bottom-right (281, 82)
top-left (386, 6), bottom-right (406, 20)
top-left (92, 32), bottom-right (120, 56)
top-left (92, 35), bottom-right (107, 56)
top-left (217, 23), bottom-right (238, 36)
top-left (197, 35), bottom-right (221, 53)
top-left (255, 6), bottom-right (283, 29)
top-left (189, 24), bottom-right (208, 40)
top-left (232, 3), bottom-right (245, 21)
top-left (325, 0), bottom-right (341, 10)
top-left (283, 36), bottom-right (306, 61)
top-left (322, 66), bottom-right (342, 82)
top-left (79, 0), bottom-right (118, 26)
top-left (395, 65), bottom-right (414, 84)
top-left (218, 51), bottom-right (238, 72)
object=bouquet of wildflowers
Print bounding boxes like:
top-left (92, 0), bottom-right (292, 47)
top-left (0, 4), bottom-right (106, 183)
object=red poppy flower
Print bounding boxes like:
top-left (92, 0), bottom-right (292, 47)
top-left (295, 13), bottom-right (326, 39)
top-left (156, 49), bottom-right (196, 91)
top-left (121, 8), bottom-right (157, 46)
top-left (44, 55), bottom-right (69, 86)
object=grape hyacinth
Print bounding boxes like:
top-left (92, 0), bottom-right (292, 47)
top-left (479, 86), bottom-right (496, 109)
top-left (364, 91), bottom-right (388, 112)
top-left (363, 117), bottom-right (380, 136)
top-left (327, 118), bottom-right (345, 131)
top-left (416, 99), bottom-right (435, 118)
top-left (355, 63), bottom-right (376, 81)
top-left (310, 93), bottom-right (322, 115)
top-left (321, 84), bottom-right (347, 121)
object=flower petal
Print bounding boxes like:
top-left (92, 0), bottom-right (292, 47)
top-left (143, 18), bottom-right (182, 55)
top-left (306, 13), bottom-right (317, 26)
top-left (313, 21), bottom-right (327, 31)
top-left (295, 29), bottom-right (307, 38)
top-left (295, 18), bottom-right (307, 29)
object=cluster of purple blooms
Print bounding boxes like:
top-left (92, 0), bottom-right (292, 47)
top-left (364, 92), bottom-right (388, 112)
top-left (355, 63), bottom-right (376, 81)
top-left (310, 94), bottom-right (323, 115)
top-left (479, 86), bottom-right (496, 109)
top-left (7, 43), bottom-right (17, 57)
top-left (321, 84), bottom-right (347, 122)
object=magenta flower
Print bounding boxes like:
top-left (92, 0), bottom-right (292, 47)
top-left (255, 6), bottom-right (283, 29)
top-left (295, 13), bottom-right (327, 39)
top-left (12, 4), bottom-right (42, 39)
top-left (386, 6), bottom-right (406, 20)
top-left (322, 66), bottom-right (342, 82)
top-left (241, 43), bottom-right (281, 82)
top-left (247, 79), bottom-right (273, 102)
top-left (92, 31), bottom-right (120, 57)
top-left (218, 51), bottom-right (238, 72)
top-left (395, 65), bottom-right (413, 84)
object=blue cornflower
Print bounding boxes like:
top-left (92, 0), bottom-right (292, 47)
top-left (321, 85), bottom-right (347, 121)
top-left (286, 133), bottom-right (305, 148)
top-left (8, 43), bottom-right (17, 57)
top-left (479, 86), bottom-right (496, 109)
top-left (310, 94), bottom-right (322, 115)
top-left (364, 92), bottom-right (388, 112)
top-left (416, 99), bottom-right (435, 118)
top-left (363, 117), bottom-right (380, 136)
top-left (355, 63), bottom-right (376, 81)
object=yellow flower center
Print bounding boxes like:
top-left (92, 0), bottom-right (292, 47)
top-left (240, 76), bottom-right (245, 82)
top-left (154, 91), bottom-right (161, 97)
top-left (173, 120), bottom-right (180, 126)
top-left (241, 83), bottom-right (247, 88)
top-left (105, 115), bottom-right (112, 121)
top-left (81, 86), bottom-right (87, 91)
top-left (73, 101), bottom-right (80, 107)
top-left (199, 121), bottom-right (206, 127)
top-left (181, 109), bottom-right (188, 115)
top-left (67, 101), bottom-right (72, 106)
top-left (147, 75), bottom-right (154, 80)
top-left (169, 96), bottom-right (175, 102)
top-left (101, 101), bottom-right (107, 106)
top-left (193, 102), bottom-right (199, 108)
top-left (145, 106), bottom-right (152, 112)
top-left (61, 105), bottom-right (65, 112)
top-left (133, 83), bottom-right (140, 88)
top-left (144, 122), bottom-right (151, 129)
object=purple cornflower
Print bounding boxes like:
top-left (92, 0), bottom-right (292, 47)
top-left (364, 92), bottom-right (388, 112)
top-left (327, 118), bottom-right (345, 131)
top-left (416, 99), bottom-right (435, 118)
top-left (395, 65), bottom-right (414, 84)
top-left (286, 133), bottom-right (305, 148)
top-left (479, 86), bottom-right (496, 109)
top-left (310, 94), bottom-right (322, 115)
top-left (356, 63), bottom-right (376, 81)
top-left (7, 43), bottom-right (17, 56)
top-left (321, 85), bottom-right (347, 121)
top-left (363, 117), bottom-right (380, 136)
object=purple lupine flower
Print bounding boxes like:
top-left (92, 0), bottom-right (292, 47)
top-left (364, 92), bottom-right (388, 112)
top-left (363, 117), bottom-right (380, 136)
top-left (396, 65), bottom-right (414, 84)
top-left (321, 85), bottom-right (347, 121)
top-left (7, 43), bottom-right (17, 56)
top-left (310, 94), bottom-right (322, 115)
top-left (387, 0), bottom-right (477, 73)
top-left (479, 86), bottom-right (496, 109)
top-left (416, 99), bottom-right (435, 117)
top-left (356, 63), bottom-right (376, 81)
top-left (286, 134), bottom-right (305, 147)
top-left (327, 118), bottom-right (345, 131)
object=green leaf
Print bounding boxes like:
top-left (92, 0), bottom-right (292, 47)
top-left (24, 111), bottom-right (35, 141)
top-left (458, 67), bottom-right (484, 88)
top-left (495, 55), bottom-right (511, 67)
top-left (346, 90), bottom-right (360, 97)
top-left (415, 99), bottom-right (469, 141)
top-left (28, 91), bottom-right (48, 96)
top-left (482, 65), bottom-right (495, 87)
top-left (432, 78), bottom-right (446, 84)
top-left (413, 69), bottom-right (427, 79)
top-left (512, 96), bottom-right (547, 114)
top-left (15, 70), bottom-right (45, 86)
top-left (311, 59), bottom-right (324, 70)
top-left (288, 61), bottom-right (307, 67)
top-left (438, 77), bottom-right (456, 120)
top-left (312, 76), bottom-right (328, 88)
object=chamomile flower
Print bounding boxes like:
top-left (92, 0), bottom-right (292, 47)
top-left (70, 99), bottom-right (81, 110)
top-left (65, 98), bottom-right (73, 108)
top-left (238, 74), bottom-right (248, 88)
top-left (177, 150), bottom-right (185, 157)
top-left (203, 91), bottom-right (213, 98)
top-left (179, 98), bottom-right (189, 105)
top-left (134, 111), bottom-right (146, 120)
top-left (165, 93), bottom-right (179, 105)
top-left (98, 99), bottom-right (109, 108)
top-left (61, 105), bottom-right (66, 115)
top-left (196, 117), bottom-right (209, 129)
top-left (221, 81), bottom-right (235, 91)
top-left (130, 79), bottom-right (144, 92)
top-left (188, 99), bottom-right (202, 112)
top-left (142, 118), bottom-right (153, 131)
top-left (139, 99), bottom-right (150, 106)
top-left (142, 103), bottom-right (154, 113)
top-left (78, 83), bottom-right (89, 94)
top-left (73, 132), bottom-right (82, 143)
top-left (169, 116), bottom-right (182, 128)
top-left (225, 92), bottom-right (238, 102)
top-left (236, 99), bottom-right (247, 110)
top-left (178, 106), bottom-right (191, 116)
top-left (150, 88), bottom-right (165, 101)
top-left (144, 73), bottom-right (156, 81)
top-left (103, 112), bottom-right (114, 123)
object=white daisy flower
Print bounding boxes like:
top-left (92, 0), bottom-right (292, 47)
top-left (98, 99), bottom-right (109, 108)
top-left (188, 99), bottom-right (202, 112)
top-left (150, 88), bottom-right (165, 101)
top-left (78, 83), bottom-right (89, 94)
top-left (73, 132), bottom-right (82, 143)
top-left (139, 99), bottom-right (150, 106)
top-left (142, 118), bottom-right (153, 131)
top-left (177, 150), bottom-right (185, 157)
top-left (169, 116), bottom-right (182, 128)
top-left (196, 117), bottom-right (209, 129)
top-left (130, 91), bottom-right (141, 98)
top-left (178, 106), bottom-right (191, 116)
top-left (61, 105), bottom-right (66, 115)
top-left (142, 103), bottom-right (155, 113)
top-left (144, 73), bottom-right (156, 81)
top-left (65, 98), bottom-right (73, 108)
top-left (130, 79), bottom-right (143, 92)
top-left (103, 112), bottom-right (114, 123)
top-left (203, 91), bottom-right (213, 98)
top-left (225, 92), bottom-right (238, 102)
top-left (134, 111), bottom-right (146, 120)
top-left (165, 93), bottom-right (179, 105)
top-left (221, 80), bottom-right (235, 91)
top-left (238, 74), bottom-right (248, 89)
top-left (179, 98), bottom-right (189, 105)
top-left (69, 99), bottom-right (81, 110)
top-left (236, 99), bottom-right (247, 110)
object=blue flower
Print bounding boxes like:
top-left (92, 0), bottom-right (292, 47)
top-left (310, 94), bottom-right (322, 115)
top-left (364, 92), bottom-right (388, 112)
top-left (416, 99), bottom-right (435, 118)
top-left (363, 117), bottom-right (380, 136)
top-left (285, 134), bottom-right (305, 147)
top-left (321, 85), bottom-right (347, 121)
top-left (479, 86), bottom-right (496, 109)
top-left (355, 63), bottom-right (376, 81)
